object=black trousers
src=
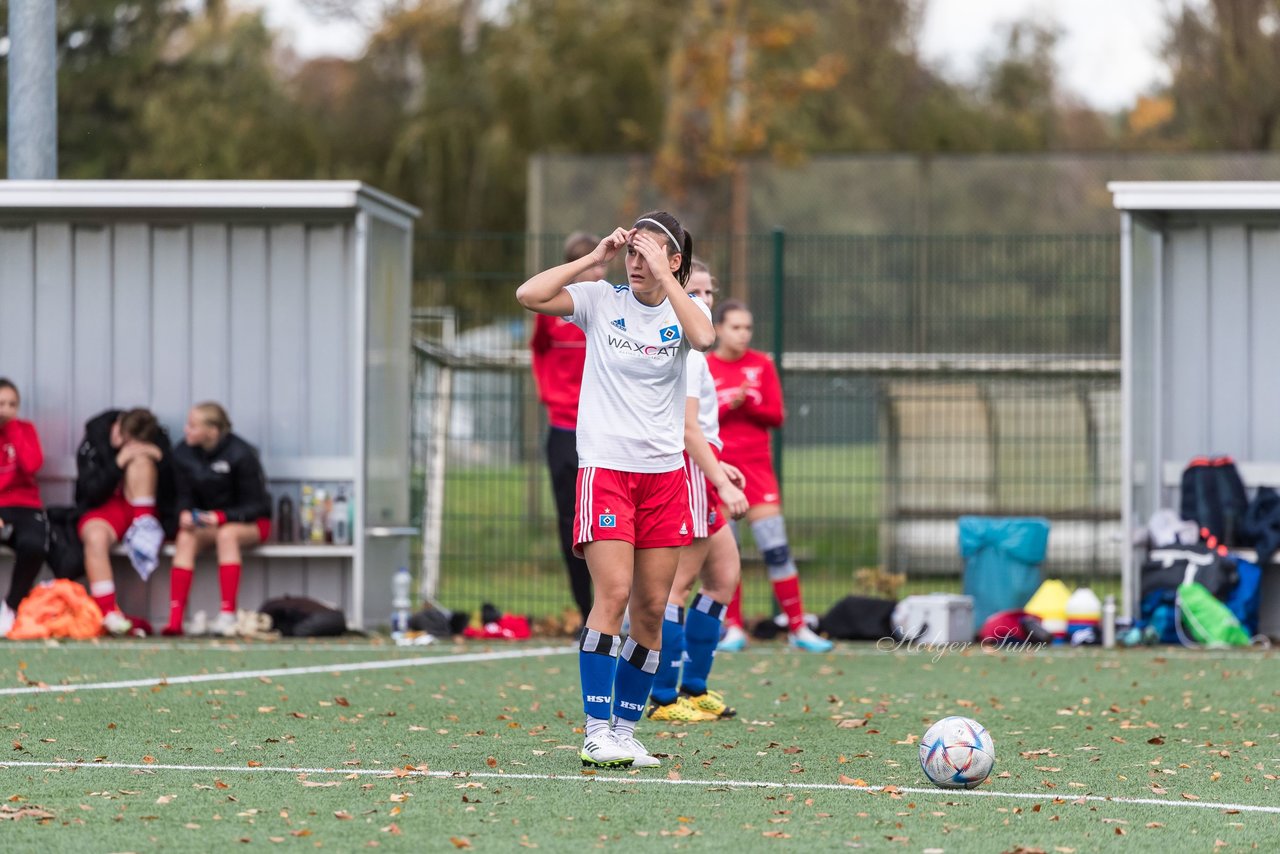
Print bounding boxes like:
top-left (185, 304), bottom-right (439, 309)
top-left (546, 428), bottom-right (592, 621)
top-left (1, 506), bottom-right (49, 611)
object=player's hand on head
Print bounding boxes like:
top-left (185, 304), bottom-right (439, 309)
top-left (596, 228), bottom-right (632, 265)
top-left (630, 231), bottom-right (670, 273)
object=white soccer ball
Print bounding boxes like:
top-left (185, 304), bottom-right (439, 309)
top-left (919, 715), bottom-right (995, 789)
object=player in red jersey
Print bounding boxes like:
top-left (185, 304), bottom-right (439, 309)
top-left (0, 379), bottom-right (47, 637)
top-left (530, 232), bottom-right (606, 624)
top-left (707, 300), bottom-right (833, 653)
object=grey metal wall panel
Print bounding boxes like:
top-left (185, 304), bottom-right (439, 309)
top-left (363, 217), bottom-right (412, 527)
top-left (1250, 227), bottom-right (1280, 458)
top-left (1206, 224), bottom-right (1250, 453)
top-left (267, 223), bottom-right (307, 457)
top-left (112, 224), bottom-right (153, 408)
top-left (190, 224), bottom-right (231, 407)
top-left (229, 226), bottom-right (270, 448)
top-left (72, 226), bottom-right (115, 431)
top-left (33, 223), bottom-right (75, 458)
top-left (151, 226), bottom-right (192, 423)
top-left (305, 225), bottom-right (350, 455)
top-left (1163, 227), bottom-right (1210, 460)
top-left (0, 227), bottom-right (36, 398)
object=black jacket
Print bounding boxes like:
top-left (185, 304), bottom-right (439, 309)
top-left (74, 409), bottom-right (179, 537)
top-left (173, 432), bottom-right (271, 523)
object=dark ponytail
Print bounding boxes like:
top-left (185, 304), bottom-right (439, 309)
top-left (633, 210), bottom-right (693, 287)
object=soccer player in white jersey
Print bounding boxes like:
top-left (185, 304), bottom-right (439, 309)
top-left (650, 259), bottom-right (751, 722)
top-left (516, 211), bottom-right (714, 769)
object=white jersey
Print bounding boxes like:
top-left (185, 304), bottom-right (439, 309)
top-left (686, 348), bottom-right (721, 450)
top-left (566, 281), bottom-right (711, 472)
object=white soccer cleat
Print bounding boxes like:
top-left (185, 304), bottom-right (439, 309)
top-left (580, 730), bottom-right (635, 768)
top-left (102, 610), bottom-right (134, 637)
top-left (0, 601), bottom-right (15, 637)
top-left (717, 623), bottom-right (748, 652)
top-left (788, 624), bottom-right (834, 653)
top-left (185, 610), bottom-right (209, 637)
top-left (613, 732), bottom-right (660, 768)
top-left (210, 610), bottom-right (239, 638)
top-left (122, 515), bottom-right (164, 581)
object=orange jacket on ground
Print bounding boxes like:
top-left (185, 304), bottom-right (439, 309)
top-left (7, 579), bottom-right (104, 640)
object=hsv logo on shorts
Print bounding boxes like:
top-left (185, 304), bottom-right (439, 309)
top-left (659, 325), bottom-right (681, 343)
top-left (599, 513), bottom-right (617, 528)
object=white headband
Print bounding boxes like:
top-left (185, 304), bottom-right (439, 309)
top-left (634, 218), bottom-right (682, 253)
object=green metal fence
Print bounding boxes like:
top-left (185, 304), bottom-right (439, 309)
top-left (411, 232), bottom-right (1121, 623)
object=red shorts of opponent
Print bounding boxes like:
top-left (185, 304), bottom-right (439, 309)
top-left (684, 450), bottom-right (727, 539)
top-left (573, 466), bottom-right (693, 557)
top-left (211, 514), bottom-right (271, 542)
top-left (721, 455), bottom-right (780, 507)
top-left (78, 491), bottom-right (135, 540)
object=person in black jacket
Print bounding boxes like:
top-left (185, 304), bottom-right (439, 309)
top-left (76, 408), bottom-right (177, 636)
top-left (164, 402), bottom-right (272, 637)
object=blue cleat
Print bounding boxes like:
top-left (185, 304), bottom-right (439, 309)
top-left (788, 625), bottom-right (834, 653)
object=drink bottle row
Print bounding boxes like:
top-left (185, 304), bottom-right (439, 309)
top-left (273, 483), bottom-right (352, 545)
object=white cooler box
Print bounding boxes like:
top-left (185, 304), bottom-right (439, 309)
top-left (893, 594), bottom-right (975, 644)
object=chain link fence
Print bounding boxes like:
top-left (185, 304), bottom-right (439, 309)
top-left (410, 227), bottom-right (1121, 623)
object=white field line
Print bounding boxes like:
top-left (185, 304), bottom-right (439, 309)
top-left (1, 760), bottom-right (1276, 815)
top-left (0, 645), bottom-right (574, 696)
top-left (1, 640), bottom-right (445, 653)
top-left (5, 639), bottom-right (1274, 662)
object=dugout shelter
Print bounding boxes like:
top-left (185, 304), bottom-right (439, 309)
top-left (1111, 181), bottom-right (1280, 638)
top-left (0, 181), bottom-right (419, 629)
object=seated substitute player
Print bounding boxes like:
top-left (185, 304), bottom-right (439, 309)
top-left (650, 260), bottom-right (749, 722)
top-left (163, 402), bottom-right (272, 637)
top-left (76, 407), bottom-right (177, 636)
top-left (0, 379), bottom-right (49, 636)
top-left (516, 211), bottom-right (714, 769)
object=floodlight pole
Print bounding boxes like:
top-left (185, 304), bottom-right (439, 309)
top-left (7, 0), bottom-right (58, 179)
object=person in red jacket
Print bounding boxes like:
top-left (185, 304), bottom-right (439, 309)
top-left (530, 231), bottom-right (607, 624)
top-left (0, 379), bottom-right (47, 637)
top-left (707, 301), bottom-right (833, 653)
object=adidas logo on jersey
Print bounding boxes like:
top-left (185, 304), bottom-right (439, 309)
top-left (611, 317), bottom-right (627, 331)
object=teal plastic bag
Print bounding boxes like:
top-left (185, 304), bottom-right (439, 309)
top-left (1176, 581), bottom-right (1250, 647)
top-left (959, 516), bottom-right (1050, 628)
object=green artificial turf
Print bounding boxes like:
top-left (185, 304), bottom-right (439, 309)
top-left (1, 638), bottom-right (1276, 852)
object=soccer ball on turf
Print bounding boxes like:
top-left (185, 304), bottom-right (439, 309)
top-left (919, 715), bottom-right (995, 789)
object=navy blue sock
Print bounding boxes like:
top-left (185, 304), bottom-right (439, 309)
top-left (681, 593), bottom-right (725, 695)
top-left (612, 637), bottom-right (659, 723)
top-left (651, 603), bottom-right (684, 705)
top-left (578, 627), bottom-right (620, 721)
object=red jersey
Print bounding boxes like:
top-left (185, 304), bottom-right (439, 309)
top-left (530, 313), bottom-right (586, 430)
top-left (0, 418), bottom-right (44, 508)
top-left (706, 348), bottom-right (784, 463)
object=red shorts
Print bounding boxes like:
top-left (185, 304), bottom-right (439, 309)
top-left (78, 491), bottom-right (134, 540)
top-left (212, 514), bottom-right (272, 542)
top-left (573, 467), bottom-right (693, 557)
top-left (684, 451), bottom-right (726, 539)
top-left (724, 455), bottom-right (780, 507)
